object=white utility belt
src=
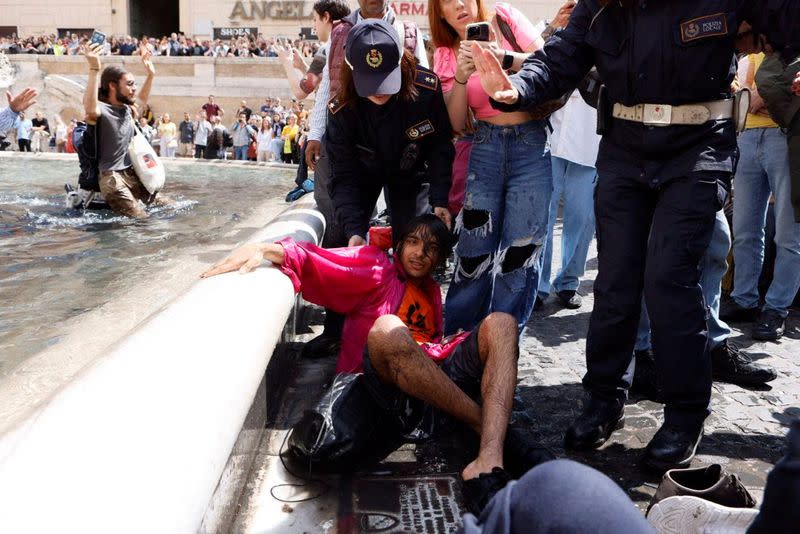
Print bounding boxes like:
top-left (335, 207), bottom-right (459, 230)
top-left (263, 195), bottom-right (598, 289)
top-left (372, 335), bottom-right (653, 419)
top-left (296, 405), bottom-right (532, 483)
top-left (611, 100), bottom-right (734, 127)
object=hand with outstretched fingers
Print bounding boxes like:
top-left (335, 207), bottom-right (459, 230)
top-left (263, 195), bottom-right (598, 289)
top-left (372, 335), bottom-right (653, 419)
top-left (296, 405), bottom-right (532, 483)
top-left (6, 87), bottom-right (38, 113)
top-left (201, 243), bottom-right (265, 278)
top-left (472, 43), bottom-right (519, 105)
top-left (140, 44), bottom-right (155, 76)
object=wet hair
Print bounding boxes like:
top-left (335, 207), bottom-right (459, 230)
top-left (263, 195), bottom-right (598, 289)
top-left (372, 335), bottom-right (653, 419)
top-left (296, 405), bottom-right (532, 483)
top-left (395, 214), bottom-right (453, 269)
top-left (428, 0), bottom-right (489, 48)
top-left (98, 65), bottom-right (129, 103)
top-left (313, 0), bottom-right (351, 22)
top-left (338, 49), bottom-right (419, 104)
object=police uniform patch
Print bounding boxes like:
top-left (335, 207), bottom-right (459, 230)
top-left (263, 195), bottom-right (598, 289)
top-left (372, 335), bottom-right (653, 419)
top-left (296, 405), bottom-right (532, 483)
top-left (366, 49), bottom-right (383, 68)
top-left (680, 13), bottom-right (728, 43)
top-left (414, 66), bottom-right (439, 91)
top-left (406, 119), bottom-right (435, 140)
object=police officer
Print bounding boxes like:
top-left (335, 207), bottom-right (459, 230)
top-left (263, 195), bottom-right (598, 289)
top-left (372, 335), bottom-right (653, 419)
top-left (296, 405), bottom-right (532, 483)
top-left (326, 19), bottom-right (453, 246)
top-left (473, 1), bottom-right (800, 471)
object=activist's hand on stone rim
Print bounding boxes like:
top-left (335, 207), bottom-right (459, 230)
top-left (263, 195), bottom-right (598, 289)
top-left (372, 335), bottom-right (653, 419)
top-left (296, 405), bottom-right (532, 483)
top-left (200, 243), bottom-right (265, 278)
top-left (472, 43), bottom-right (518, 105)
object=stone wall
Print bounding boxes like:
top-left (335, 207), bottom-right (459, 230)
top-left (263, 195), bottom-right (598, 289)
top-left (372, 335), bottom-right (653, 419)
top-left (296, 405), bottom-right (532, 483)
top-left (6, 54), bottom-right (307, 124)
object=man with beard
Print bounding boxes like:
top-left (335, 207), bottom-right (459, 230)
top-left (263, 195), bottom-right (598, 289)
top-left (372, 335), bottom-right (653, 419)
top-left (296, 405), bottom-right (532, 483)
top-left (83, 42), bottom-right (161, 218)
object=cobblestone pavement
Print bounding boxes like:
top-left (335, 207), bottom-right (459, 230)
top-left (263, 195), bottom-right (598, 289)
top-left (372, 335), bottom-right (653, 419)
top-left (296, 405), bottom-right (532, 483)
top-left (514, 222), bottom-right (800, 509)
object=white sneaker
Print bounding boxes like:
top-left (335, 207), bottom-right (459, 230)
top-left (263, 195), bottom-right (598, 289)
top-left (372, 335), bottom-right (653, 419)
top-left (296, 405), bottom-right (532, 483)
top-left (647, 495), bottom-right (759, 534)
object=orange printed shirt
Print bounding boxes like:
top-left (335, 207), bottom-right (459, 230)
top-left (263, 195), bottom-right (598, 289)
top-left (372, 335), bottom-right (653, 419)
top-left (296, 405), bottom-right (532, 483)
top-left (396, 282), bottom-right (438, 344)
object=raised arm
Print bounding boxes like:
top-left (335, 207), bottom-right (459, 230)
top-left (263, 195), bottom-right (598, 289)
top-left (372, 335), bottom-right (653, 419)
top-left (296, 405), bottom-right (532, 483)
top-left (277, 45), bottom-right (311, 100)
top-left (136, 44), bottom-right (156, 108)
top-left (83, 43), bottom-right (103, 122)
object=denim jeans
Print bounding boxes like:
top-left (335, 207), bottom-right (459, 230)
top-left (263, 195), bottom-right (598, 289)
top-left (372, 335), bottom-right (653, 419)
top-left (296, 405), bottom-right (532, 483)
top-left (635, 209), bottom-right (732, 352)
top-left (445, 120), bottom-right (552, 335)
top-left (538, 156), bottom-right (597, 297)
top-left (459, 460), bottom-right (653, 534)
top-left (732, 127), bottom-right (800, 317)
top-left (234, 145), bottom-right (248, 160)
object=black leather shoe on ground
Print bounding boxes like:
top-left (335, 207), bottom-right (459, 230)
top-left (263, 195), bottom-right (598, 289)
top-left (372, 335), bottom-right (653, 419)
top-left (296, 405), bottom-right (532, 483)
top-left (631, 349), bottom-right (662, 402)
top-left (711, 341), bottom-right (777, 386)
top-left (719, 300), bottom-right (760, 323)
top-left (556, 290), bottom-right (583, 309)
top-left (752, 309), bottom-right (786, 341)
top-left (642, 424), bottom-right (704, 472)
top-left (534, 295), bottom-right (545, 311)
top-left (564, 397), bottom-right (624, 450)
top-left (461, 467), bottom-right (511, 516)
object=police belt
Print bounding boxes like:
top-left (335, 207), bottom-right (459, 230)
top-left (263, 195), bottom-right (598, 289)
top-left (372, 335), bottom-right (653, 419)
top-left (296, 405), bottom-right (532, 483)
top-left (611, 99), bottom-right (734, 127)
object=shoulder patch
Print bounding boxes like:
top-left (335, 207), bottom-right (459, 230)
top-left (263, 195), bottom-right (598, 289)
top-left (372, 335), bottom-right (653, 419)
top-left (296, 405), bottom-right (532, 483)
top-left (414, 66), bottom-right (439, 91)
top-left (328, 97), bottom-right (347, 115)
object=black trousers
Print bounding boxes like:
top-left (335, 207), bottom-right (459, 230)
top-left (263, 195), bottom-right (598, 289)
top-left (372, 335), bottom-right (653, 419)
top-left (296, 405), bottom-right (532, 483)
top-left (194, 144), bottom-right (206, 159)
top-left (585, 169), bottom-right (728, 429)
top-left (18, 139), bottom-right (31, 152)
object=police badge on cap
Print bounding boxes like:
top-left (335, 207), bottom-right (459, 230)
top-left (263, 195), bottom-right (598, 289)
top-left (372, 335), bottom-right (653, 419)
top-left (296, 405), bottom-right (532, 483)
top-left (345, 19), bottom-right (403, 97)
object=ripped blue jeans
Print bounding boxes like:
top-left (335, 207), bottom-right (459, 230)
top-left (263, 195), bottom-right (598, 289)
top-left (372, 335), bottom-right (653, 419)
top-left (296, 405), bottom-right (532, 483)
top-left (445, 120), bottom-right (553, 335)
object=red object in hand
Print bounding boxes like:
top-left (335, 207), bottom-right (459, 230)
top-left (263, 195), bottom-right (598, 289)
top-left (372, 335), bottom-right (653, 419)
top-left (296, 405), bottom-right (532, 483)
top-left (368, 226), bottom-right (393, 251)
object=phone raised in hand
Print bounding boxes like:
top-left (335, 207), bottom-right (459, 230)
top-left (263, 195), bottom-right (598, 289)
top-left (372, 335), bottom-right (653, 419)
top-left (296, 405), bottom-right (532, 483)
top-left (90, 30), bottom-right (106, 47)
top-left (465, 22), bottom-right (491, 42)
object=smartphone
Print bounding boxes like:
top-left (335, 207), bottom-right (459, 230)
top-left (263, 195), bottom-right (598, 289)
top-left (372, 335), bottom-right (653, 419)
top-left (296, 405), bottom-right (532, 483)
top-left (466, 22), bottom-right (491, 42)
top-left (90, 30), bottom-right (106, 47)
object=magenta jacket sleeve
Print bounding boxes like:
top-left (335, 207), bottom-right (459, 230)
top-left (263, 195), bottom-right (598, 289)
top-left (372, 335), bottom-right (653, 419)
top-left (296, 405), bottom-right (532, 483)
top-left (276, 237), bottom-right (394, 315)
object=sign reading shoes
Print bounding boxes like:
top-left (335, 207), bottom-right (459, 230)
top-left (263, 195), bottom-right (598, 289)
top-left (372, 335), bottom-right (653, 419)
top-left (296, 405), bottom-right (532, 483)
top-left (680, 13), bottom-right (728, 43)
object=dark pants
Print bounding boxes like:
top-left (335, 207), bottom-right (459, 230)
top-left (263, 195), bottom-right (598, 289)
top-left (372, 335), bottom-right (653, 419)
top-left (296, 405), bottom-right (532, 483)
top-left (585, 170), bottom-right (726, 429)
top-left (459, 460), bottom-right (653, 533)
top-left (294, 143), bottom-right (309, 187)
top-left (194, 144), bottom-right (206, 159)
top-left (18, 139), bottom-right (31, 152)
top-left (790, 111), bottom-right (800, 222)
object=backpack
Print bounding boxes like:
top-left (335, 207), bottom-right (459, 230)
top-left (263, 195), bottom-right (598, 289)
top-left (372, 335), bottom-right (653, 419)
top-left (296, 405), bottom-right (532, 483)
top-left (73, 121), bottom-right (101, 192)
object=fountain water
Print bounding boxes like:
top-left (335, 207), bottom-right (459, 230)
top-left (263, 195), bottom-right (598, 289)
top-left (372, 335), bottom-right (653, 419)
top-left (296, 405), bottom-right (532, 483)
top-left (0, 52), bottom-right (15, 89)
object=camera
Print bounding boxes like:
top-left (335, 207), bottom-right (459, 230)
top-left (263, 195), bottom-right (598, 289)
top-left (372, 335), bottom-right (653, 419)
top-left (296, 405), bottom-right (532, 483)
top-left (466, 22), bottom-right (491, 42)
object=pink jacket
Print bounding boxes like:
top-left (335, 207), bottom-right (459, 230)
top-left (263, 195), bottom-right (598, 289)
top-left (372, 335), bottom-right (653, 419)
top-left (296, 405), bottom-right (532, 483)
top-left (277, 238), bottom-right (469, 373)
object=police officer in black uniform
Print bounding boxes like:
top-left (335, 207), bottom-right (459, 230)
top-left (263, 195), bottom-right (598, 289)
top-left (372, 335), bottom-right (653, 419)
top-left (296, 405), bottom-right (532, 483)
top-left (473, 0), bottom-right (800, 471)
top-left (325, 19), bottom-right (454, 246)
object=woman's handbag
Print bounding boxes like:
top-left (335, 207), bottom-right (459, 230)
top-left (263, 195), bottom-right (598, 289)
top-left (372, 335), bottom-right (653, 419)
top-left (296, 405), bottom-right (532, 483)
top-left (128, 119), bottom-right (166, 194)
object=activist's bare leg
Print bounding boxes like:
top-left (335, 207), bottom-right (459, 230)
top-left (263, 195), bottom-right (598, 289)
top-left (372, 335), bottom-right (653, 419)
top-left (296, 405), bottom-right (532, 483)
top-left (366, 312), bottom-right (519, 480)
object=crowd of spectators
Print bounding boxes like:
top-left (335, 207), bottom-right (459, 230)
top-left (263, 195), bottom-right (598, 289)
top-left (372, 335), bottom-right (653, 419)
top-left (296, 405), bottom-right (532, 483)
top-left (0, 32), bottom-right (321, 58)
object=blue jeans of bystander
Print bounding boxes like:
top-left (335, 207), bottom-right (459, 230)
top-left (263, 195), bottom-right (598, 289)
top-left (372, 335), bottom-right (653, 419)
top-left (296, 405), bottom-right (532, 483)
top-left (445, 120), bottom-right (552, 335)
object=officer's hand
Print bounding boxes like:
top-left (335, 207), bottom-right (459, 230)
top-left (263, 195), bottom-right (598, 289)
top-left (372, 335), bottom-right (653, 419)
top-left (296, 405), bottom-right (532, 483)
top-left (793, 72), bottom-right (800, 96)
top-left (84, 43), bottom-right (102, 71)
top-left (434, 207), bottom-right (452, 230)
top-left (551, 1), bottom-right (576, 29)
top-left (348, 235), bottom-right (366, 247)
top-left (6, 87), bottom-right (38, 113)
top-left (472, 44), bottom-right (518, 105)
top-left (305, 139), bottom-right (321, 170)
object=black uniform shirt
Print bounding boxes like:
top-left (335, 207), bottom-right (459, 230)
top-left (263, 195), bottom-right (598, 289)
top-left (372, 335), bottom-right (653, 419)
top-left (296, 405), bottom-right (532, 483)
top-left (493, 0), bottom-right (800, 185)
top-left (325, 65), bottom-right (454, 238)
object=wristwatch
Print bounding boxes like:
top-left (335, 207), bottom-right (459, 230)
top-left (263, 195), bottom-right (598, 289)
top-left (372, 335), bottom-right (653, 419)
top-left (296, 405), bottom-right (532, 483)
top-left (502, 53), bottom-right (514, 70)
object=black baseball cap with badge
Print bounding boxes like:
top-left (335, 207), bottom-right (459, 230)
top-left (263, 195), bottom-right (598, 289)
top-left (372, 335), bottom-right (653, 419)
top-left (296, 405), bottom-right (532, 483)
top-left (345, 19), bottom-right (403, 97)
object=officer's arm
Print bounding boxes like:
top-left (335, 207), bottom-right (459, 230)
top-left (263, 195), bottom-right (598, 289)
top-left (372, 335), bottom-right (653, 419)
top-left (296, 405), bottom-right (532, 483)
top-left (425, 89), bottom-right (455, 211)
top-left (490, 0), bottom-right (596, 113)
top-left (325, 108), bottom-right (369, 240)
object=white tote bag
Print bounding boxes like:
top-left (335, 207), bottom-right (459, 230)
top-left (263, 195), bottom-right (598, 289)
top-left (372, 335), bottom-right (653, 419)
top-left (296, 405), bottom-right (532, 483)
top-left (128, 119), bottom-right (166, 194)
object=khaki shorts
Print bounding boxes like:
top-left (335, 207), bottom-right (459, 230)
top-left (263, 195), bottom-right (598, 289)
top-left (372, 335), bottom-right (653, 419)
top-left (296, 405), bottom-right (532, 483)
top-left (99, 167), bottom-right (153, 218)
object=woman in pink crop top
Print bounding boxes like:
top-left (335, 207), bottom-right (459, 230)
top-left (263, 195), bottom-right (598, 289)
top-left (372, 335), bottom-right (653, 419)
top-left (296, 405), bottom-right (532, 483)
top-left (429, 0), bottom-right (555, 335)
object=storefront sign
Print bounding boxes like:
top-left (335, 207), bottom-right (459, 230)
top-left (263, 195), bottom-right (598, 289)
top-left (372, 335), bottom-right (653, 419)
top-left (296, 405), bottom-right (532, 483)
top-left (213, 26), bottom-right (259, 39)
top-left (229, 1), bottom-right (427, 21)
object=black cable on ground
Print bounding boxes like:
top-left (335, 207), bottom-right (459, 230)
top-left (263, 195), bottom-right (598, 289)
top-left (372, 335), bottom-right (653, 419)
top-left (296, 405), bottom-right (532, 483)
top-left (268, 430), bottom-right (330, 503)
